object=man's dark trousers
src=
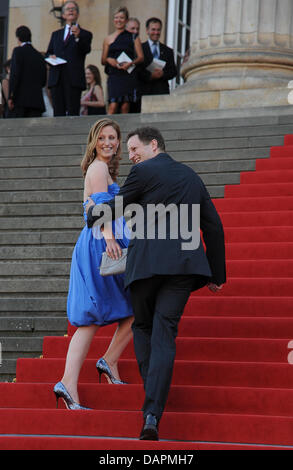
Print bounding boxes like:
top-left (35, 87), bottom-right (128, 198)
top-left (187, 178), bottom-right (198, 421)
top-left (130, 274), bottom-right (206, 420)
top-left (50, 65), bottom-right (81, 116)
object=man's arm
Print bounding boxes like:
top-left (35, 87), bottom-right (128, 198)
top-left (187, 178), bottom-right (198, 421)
top-left (46, 32), bottom-right (56, 57)
top-left (75, 29), bottom-right (92, 55)
top-left (87, 165), bottom-right (142, 228)
top-left (199, 182), bottom-right (226, 286)
top-left (9, 48), bottom-right (21, 103)
top-left (161, 46), bottom-right (177, 81)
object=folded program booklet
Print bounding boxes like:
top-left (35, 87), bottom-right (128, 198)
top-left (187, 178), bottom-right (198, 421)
top-left (45, 57), bottom-right (67, 66)
top-left (146, 58), bottom-right (166, 72)
top-left (116, 52), bottom-right (135, 73)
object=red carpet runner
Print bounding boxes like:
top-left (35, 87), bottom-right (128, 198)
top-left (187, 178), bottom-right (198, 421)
top-left (1, 135), bottom-right (293, 450)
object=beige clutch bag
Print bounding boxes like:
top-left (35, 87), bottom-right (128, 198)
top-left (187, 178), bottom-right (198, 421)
top-left (99, 248), bottom-right (128, 276)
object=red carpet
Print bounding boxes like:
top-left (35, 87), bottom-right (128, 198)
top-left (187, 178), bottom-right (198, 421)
top-left (1, 136), bottom-right (293, 450)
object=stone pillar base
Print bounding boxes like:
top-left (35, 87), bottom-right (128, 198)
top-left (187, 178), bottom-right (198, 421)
top-left (141, 85), bottom-right (291, 113)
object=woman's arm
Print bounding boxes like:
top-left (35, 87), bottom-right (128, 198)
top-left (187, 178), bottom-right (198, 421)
top-left (82, 85), bottom-right (105, 107)
top-left (133, 36), bottom-right (144, 65)
top-left (101, 37), bottom-right (118, 68)
top-left (85, 162), bottom-right (121, 258)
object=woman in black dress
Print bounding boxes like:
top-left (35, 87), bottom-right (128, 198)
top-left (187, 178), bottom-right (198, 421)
top-left (101, 6), bottom-right (143, 114)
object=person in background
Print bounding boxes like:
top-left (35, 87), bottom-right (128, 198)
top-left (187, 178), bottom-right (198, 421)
top-left (80, 64), bottom-right (106, 115)
top-left (126, 17), bottom-right (142, 113)
top-left (126, 17), bottom-right (140, 38)
top-left (138, 17), bottom-right (177, 97)
top-left (86, 126), bottom-right (226, 440)
top-left (1, 59), bottom-right (11, 118)
top-left (46, 1), bottom-right (92, 116)
top-left (8, 26), bottom-right (46, 118)
top-left (53, 119), bottom-right (134, 410)
top-left (101, 6), bottom-right (143, 114)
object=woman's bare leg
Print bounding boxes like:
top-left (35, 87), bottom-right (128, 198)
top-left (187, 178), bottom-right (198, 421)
top-left (61, 325), bottom-right (99, 403)
top-left (102, 316), bottom-right (134, 381)
top-left (108, 102), bottom-right (119, 114)
top-left (120, 102), bottom-right (130, 114)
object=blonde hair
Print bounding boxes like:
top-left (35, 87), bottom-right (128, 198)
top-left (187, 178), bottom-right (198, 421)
top-left (80, 118), bottom-right (122, 181)
top-left (114, 6), bottom-right (129, 20)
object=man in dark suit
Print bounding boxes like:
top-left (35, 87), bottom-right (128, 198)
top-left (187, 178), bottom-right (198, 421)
top-left (138, 18), bottom-right (177, 96)
top-left (87, 127), bottom-right (226, 440)
top-left (46, 1), bottom-right (92, 116)
top-left (8, 26), bottom-right (46, 118)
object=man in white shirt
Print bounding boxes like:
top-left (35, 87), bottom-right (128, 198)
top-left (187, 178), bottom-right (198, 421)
top-left (138, 17), bottom-right (177, 96)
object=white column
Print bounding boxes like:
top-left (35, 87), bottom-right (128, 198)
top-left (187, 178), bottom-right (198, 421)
top-left (181, 0), bottom-right (293, 91)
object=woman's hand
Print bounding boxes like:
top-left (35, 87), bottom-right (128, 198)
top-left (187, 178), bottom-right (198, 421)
top-left (107, 57), bottom-right (119, 68)
top-left (105, 238), bottom-right (122, 260)
top-left (118, 61), bottom-right (132, 71)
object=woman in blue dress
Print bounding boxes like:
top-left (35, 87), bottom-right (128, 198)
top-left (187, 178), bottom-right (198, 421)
top-left (54, 119), bottom-right (134, 410)
top-left (101, 6), bottom-right (143, 114)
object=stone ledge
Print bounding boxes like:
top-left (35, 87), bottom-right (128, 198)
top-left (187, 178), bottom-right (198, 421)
top-left (142, 87), bottom-right (291, 114)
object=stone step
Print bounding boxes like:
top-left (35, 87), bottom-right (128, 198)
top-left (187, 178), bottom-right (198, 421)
top-left (0, 134), bottom-right (283, 153)
top-left (0, 278), bottom-right (69, 293)
top-left (0, 261), bottom-right (70, 276)
top-left (0, 278), bottom-right (68, 294)
top-left (0, 232), bottom-right (79, 246)
top-left (0, 159), bottom-right (256, 180)
top-left (0, 202), bottom-right (82, 217)
top-left (0, 216), bottom-right (83, 230)
top-left (0, 136), bottom-right (281, 158)
top-left (0, 151), bottom-right (261, 171)
top-left (0, 337), bottom-right (45, 357)
top-left (0, 109), bottom-right (291, 135)
top-left (0, 317), bottom-right (67, 334)
top-left (0, 190), bottom-right (83, 203)
top-left (0, 245), bottom-right (74, 260)
top-left (0, 152), bottom-right (269, 171)
top-left (0, 125), bottom-right (290, 147)
top-left (0, 177), bottom-right (234, 196)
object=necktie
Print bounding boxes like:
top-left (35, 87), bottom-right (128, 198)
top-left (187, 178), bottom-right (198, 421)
top-left (64, 26), bottom-right (70, 42)
top-left (152, 43), bottom-right (159, 59)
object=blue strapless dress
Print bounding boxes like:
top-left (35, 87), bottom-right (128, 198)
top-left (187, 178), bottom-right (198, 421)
top-left (67, 183), bottom-right (133, 327)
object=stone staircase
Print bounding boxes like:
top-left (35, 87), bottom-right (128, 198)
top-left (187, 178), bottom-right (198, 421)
top-left (1, 108), bottom-right (293, 381)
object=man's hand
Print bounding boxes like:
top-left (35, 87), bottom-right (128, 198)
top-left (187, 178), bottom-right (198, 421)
top-left (71, 24), bottom-right (80, 38)
top-left (151, 68), bottom-right (163, 80)
top-left (207, 283), bottom-right (223, 293)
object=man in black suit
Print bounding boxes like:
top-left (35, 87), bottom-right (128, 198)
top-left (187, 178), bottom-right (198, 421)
top-left (8, 26), bottom-right (46, 118)
top-left (138, 18), bottom-right (177, 96)
top-left (87, 127), bottom-right (226, 440)
top-left (46, 1), bottom-right (92, 116)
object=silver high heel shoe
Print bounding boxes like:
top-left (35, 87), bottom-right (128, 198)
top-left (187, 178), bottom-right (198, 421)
top-left (96, 358), bottom-right (127, 384)
top-left (53, 382), bottom-right (91, 410)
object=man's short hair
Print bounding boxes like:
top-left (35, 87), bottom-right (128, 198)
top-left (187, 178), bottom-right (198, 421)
top-left (127, 127), bottom-right (166, 152)
top-left (146, 17), bottom-right (162, 29)
top-left (16, 26), bottom-right (31, 43)
top-left (62, 1), bottom-right (79, 14)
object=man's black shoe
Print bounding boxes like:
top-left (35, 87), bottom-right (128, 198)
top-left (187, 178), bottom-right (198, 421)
top-left (139, 414), bottom-right (159, 440)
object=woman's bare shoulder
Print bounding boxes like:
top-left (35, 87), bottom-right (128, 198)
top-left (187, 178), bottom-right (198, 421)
top-left (87, 160), bottom-right (108, 174)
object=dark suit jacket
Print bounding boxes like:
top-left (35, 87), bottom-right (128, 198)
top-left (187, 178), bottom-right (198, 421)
top-left (137, 42), bottom-right (177, 95)
top-left (87, 153), bottom-right (226, 290)
top-left (9, 44), bottom-right (47, 111)
top-left (46, 26), bottom-right (92, 89)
